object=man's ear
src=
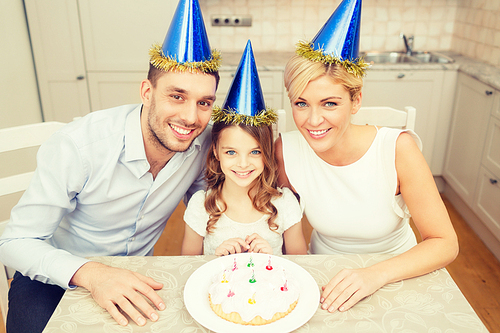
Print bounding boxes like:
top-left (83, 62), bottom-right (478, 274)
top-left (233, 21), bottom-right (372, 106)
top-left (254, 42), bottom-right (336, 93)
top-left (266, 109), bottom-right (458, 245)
top-left (140, 79), bottom-right (153, 106)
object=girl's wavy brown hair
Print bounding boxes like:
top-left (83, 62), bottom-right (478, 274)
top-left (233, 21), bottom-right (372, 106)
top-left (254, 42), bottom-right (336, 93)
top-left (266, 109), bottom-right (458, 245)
top-left (204, 122), bottom-right (281, 234)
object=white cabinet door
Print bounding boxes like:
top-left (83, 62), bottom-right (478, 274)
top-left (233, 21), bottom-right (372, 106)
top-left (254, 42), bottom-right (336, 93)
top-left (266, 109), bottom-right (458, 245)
top-left (482, 116), bottom-right (500, 179)
top-left (474, 166), bottom-right (500, 241)
top-left (87, 72), bottom-right (146, 111)
top-left (362, 70), bottom-right (445, 174)
top-left (25, 0), bottom-right (90, 122)
top-left (77, 0), bottom-right (178, 72)
top-left (443, 73), bottom-right (494, 206)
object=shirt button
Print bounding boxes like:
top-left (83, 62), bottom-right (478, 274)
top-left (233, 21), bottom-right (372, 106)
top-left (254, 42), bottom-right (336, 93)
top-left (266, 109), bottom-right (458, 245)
top-left (129, 237), bottom-right (136, 242)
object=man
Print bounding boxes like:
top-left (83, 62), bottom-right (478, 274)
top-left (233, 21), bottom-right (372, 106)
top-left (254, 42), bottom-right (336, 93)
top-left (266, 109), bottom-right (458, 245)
top-left (0, 0), bottom-right (220, 331)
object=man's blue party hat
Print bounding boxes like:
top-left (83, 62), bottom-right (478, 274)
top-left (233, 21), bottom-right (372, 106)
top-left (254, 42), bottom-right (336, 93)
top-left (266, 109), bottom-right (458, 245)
top-left (149, 0), bottom-right (220, 73)
top-left (296, 0), bottom-right (368, 77)
top-left (212, 40), bottom-right (277, 126)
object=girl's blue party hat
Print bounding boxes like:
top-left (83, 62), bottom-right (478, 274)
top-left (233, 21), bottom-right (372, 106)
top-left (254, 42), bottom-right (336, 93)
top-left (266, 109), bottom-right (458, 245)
top-left (212, 40), bottom-right (277, 126)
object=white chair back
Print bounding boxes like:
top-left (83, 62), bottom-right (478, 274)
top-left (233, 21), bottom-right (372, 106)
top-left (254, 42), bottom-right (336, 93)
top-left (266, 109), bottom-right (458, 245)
top-left (0, 121), bottom-right (66, 324)
top-left (351, 106), bottom-right (416, 131)
top-left (275, 106), bottom-right (416, 136)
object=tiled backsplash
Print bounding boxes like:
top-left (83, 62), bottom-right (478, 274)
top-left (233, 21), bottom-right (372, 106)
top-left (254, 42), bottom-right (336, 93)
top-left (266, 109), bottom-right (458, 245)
top-left (201, 0), bottom-right (500, 68)
top-left (453, 0), bottom-right (500, 68)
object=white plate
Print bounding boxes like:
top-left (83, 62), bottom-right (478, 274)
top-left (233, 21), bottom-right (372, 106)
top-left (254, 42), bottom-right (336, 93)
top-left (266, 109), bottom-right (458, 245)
top-left (184, 253), bottom-right (320, 333)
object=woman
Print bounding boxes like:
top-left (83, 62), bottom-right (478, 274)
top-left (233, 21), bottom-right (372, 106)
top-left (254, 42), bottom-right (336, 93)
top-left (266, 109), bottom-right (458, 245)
top-left (276, 0), bottom-right (458, 314)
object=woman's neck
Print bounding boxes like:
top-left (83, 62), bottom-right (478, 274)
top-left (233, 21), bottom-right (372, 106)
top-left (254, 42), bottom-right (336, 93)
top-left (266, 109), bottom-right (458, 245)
top-left (316, 124), bottom-right (377, 166)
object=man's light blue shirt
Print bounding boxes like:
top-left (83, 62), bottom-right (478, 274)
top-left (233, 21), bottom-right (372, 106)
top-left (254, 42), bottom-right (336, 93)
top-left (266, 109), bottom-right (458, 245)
top-left (0, 104), bottom-right (210, 288)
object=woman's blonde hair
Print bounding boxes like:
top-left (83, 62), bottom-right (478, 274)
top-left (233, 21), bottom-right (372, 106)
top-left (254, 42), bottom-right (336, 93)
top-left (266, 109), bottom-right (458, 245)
top-left (204, 122), bottom-right (281, 233)
top-left (284, 55), bottom-right (363, 104)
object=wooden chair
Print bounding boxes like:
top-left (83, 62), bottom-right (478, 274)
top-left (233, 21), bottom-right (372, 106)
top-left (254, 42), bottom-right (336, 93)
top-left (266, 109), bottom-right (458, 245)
top-left (275, 106), bottom-right (416, 133)
top-left (0, 121), bottom-right (66, 325)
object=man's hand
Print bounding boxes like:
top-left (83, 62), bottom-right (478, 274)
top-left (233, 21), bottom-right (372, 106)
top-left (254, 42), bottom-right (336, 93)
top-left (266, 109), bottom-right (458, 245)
top-left (71, 262), bottom-right (165, 326)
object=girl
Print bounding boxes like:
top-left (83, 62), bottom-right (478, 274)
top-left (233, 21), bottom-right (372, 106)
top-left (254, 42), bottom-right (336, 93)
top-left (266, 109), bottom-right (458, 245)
top-left (276, 0), bottom-right (458, 314)
top-left (181, 40), bottom-right (307, 256)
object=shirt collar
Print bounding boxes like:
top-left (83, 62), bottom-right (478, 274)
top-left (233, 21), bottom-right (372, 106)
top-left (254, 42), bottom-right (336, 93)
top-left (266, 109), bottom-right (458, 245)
top-left (125, 105), bottom-right (147, 163)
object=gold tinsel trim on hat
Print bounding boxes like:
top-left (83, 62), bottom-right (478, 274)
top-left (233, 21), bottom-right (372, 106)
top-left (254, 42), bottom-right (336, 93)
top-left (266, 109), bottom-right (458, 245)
top-left (149, 43), bottom-right (221, 73)
top-left (296, 41), bottom-right (369, 78)
top-left (211, 106), bottom-right (278, 126)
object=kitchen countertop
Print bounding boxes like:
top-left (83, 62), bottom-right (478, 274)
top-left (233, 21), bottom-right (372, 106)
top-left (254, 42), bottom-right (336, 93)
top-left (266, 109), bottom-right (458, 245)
top-left (220, 50), bottom-right (500, 91)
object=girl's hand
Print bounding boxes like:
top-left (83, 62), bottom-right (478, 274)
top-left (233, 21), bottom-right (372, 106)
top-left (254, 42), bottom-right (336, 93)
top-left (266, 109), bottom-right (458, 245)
top-left (245, 233), bottom-right (273, 254)
top-left (214, 238), bottom-right (249, 256)
top-left (320, 267), bottom-right (384, 313)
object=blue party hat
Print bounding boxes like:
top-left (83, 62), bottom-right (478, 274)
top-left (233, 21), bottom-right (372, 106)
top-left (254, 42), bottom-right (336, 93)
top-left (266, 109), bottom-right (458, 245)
top-left (212, 40), bottom-right (277, 126)
top-left (296, 0), bottom-right (368, 77)
top-left (150, 0), bottom-right (220, 73)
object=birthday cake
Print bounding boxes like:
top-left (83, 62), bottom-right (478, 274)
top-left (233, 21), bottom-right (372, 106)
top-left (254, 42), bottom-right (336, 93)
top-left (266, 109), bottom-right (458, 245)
top-left (208, 255), bottom-right (300, 325)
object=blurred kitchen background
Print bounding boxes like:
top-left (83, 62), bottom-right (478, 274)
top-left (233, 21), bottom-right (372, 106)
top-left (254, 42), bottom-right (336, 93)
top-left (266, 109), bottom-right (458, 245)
top-left (2, 0), bottom-right (500, 129)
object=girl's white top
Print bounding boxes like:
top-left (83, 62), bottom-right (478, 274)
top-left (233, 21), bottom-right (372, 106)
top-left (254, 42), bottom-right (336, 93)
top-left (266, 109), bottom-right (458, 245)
top-left (184, 187), bottom-right (302, 255)
top-left (281, 127), bottom-right (422, 254)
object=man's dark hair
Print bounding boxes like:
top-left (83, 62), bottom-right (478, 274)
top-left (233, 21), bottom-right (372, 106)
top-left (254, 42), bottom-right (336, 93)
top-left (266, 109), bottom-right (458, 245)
top-left (147, 63), bottom-right (220, 89)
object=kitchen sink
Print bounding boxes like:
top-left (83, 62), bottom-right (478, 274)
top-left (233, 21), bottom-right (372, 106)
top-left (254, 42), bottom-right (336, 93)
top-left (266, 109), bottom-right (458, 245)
top-left (411, 51), bottom-right (455, 63)
top-left (361, 51), bottom-right (454, 64)
top-left (361, 52), bottom-right (417, 64)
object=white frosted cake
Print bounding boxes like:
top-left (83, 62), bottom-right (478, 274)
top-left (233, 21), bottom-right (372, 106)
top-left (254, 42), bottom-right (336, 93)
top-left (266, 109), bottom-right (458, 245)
top-left (208, 255), bottom-right (299, 325)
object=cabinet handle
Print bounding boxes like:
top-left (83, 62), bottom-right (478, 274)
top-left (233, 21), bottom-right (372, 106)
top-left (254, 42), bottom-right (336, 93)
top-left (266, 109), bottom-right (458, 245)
top-left (490, 178), bottom-right (498, 185)
top-left (397, 73), bottom-right (405, 79)
top-left (485, 90), bottom-right (493, 95)
top-left (76, 75), bottom-right (85, 80)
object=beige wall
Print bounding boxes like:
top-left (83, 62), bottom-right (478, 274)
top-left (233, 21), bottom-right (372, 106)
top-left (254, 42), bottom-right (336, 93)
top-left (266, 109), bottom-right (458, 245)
top-left (0, 0), bottom-right (42, 129)
top-left (202, 0), bottom-right (458, 53)
top-left (452, 0), bottom-right (500, 68)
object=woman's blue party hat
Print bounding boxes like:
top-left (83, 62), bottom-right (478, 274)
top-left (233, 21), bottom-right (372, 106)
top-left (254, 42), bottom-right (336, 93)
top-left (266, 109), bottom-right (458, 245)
top-left (212, 40), bottom-right (277, 126)
top-left (296, 0), bottom-right (368, 77)
top-left (149, 0), bottom-right (220, 73)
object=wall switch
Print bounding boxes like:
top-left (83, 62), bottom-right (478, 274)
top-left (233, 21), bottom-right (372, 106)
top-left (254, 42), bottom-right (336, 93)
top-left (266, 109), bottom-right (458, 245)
top-left (211, 15), bottom-right (252, 27)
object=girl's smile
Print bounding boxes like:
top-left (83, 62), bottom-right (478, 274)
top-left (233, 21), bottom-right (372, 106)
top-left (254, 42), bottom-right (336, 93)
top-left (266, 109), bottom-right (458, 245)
top-left (216, 126), bottom-right (264, 190)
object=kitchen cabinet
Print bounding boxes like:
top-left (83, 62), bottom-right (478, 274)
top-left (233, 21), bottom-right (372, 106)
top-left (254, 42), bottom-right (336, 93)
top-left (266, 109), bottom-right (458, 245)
top-left (443, 73), bottom-right (494, 206)
top-left (473, 115), bottom-right (500, 241)
top-left (25, 0), bottom-right (91, 122)
top-left (443, 72), bottom-right (500, 249)
top-left (362, 69), bottom-right (456, 175)
top-left (25, 0), bottom-right (178, 120)
top-left (25, 0), bottom-right (285, 120)
top-left (86, 72), bottom-right (148, 111)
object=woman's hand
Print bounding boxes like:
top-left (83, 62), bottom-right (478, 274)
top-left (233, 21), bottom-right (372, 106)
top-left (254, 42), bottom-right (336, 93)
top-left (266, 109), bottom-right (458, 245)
top-left (214, 238), bottom-right (250, 256)
top-left (246, 233), bottom-right (273, 254)
top-left (320, 267), bottom-right (385, 313)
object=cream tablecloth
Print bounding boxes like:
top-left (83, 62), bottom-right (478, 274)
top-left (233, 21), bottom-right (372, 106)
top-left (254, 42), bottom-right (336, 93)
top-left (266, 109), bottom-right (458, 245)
top-left (43, 254), bottom-right (488, 332)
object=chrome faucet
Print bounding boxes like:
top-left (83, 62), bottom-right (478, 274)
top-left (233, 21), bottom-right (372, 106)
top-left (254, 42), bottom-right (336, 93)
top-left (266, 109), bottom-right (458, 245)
top-left (400, 33), bottom-right (414, 56)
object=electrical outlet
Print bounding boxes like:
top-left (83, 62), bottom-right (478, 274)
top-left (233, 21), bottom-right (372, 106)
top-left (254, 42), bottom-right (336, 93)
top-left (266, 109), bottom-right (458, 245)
top-left (211, 15), bottom-right (252, 27)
